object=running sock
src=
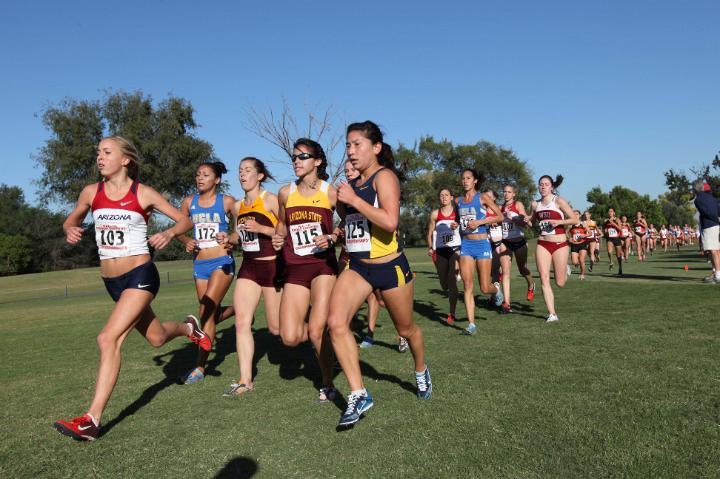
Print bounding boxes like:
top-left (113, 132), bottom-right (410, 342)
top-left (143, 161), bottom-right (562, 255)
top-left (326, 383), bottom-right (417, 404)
top-left (350, 388), bottom-right (367, 397)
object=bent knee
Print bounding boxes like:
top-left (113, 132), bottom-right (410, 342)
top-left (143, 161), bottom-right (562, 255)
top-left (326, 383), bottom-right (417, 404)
top-left (327, 313), bottom-right (350, 336)
top-left (280, 333), bottom-right (302, 347)
top-left (96, 331), bottom-right (122, 352)
top-left (556, 279), bottom-right (567, 288)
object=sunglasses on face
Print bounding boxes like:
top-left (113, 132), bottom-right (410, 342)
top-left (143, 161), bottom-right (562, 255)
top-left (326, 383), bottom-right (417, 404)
top-left (290, 152), bottom-right (315, 162)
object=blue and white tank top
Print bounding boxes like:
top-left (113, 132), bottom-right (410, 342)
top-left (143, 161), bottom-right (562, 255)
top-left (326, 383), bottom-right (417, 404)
top-left (457, 192), bottom-right (487, 235)
top-left (190, 193), bottom-right (230, 249)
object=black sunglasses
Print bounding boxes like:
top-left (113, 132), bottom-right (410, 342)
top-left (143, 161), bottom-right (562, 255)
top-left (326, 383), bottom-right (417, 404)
top-left (290, 152), bottom-right (315, 162)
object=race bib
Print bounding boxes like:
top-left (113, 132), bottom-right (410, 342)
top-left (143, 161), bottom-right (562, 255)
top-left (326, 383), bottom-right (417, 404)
top-left (489, 224), bottom-right (503, 242)
top-left (459, 214), bottom-right (476, 231)
top-left (236, 224), bottom-right (260, 252)
top-left (607, 228), bottom-right (618, 238)
top-left (96, 223), bottom-right (129, 256)
top-left (194, 222), bottom-right (219, 249)
top-left (345, 213), bottom-right (371, 252)
top-left (573, 233), bottom-right (584, 241)
top-left (538, 221), bottom-right (555, 235)
top-left (290, 221), bottom-right (324, 256)
top-left (434, 220), bottom-right (460, 248)
top-left (635, 226), bottom-right (643, 233)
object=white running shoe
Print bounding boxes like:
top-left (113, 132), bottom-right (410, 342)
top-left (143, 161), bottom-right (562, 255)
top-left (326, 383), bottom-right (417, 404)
top-left (546, 314), bottom-right (559, 323)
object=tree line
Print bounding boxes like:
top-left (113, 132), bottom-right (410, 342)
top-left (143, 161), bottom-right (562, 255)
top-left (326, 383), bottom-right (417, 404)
top-left (0, 91), bottom-right (707, 275)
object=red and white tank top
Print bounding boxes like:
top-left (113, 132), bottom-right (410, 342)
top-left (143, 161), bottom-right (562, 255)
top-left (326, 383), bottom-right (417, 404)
top-left (501, 201), bottom-right (524, 241)
top-left (535, 196), bottom-right (565, 236)
top-left (633, 220), bottom-right (646, 234)
top-left (91, 181), bottom-right (150, 260)
top-left (434, 207), bottom-right (461, 249)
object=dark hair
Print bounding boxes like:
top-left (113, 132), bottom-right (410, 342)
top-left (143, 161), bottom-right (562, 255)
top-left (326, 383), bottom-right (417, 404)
top-left (539, 174), bottom-right (564, 190)
top-left (240, 156), bottom-right (275, 183)
top-left (199, 161), bottom-right (228, 179)
top-left (293, 138), bottom-right (328, 181)
top-left (483, 189), bottom-right (498, 200)
top-left (346, 121), bottom-right (402, 179)
top-left (438, 187), bottom-right (453, 196)
top-left (462, 168), bottom-right (484, 189)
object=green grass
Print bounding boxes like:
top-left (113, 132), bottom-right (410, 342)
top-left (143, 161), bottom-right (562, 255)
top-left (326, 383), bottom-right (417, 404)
top-left (1, 247), bottom-right (718, 478)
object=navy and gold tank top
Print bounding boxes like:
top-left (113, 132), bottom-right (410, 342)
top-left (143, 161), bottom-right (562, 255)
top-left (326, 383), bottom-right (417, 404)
top-left (344, 168), bottom-right (399, 259)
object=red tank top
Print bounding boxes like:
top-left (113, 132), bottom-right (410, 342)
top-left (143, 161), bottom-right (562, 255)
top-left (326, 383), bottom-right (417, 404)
top-left (236, 191), bottom-right (277, 259)
top-left (535, 196), bottom-right (565, 235)
top-left (633, 220), bottom-right (646, 234)
top-left (569, 225), bottom-right (586, 243)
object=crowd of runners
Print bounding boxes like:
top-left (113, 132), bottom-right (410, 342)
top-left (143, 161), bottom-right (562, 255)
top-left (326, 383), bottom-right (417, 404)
top-left (52, 122), bottom-right (699, 441)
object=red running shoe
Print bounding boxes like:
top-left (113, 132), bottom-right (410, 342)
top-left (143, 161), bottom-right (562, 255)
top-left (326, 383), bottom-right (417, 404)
top-left (527, 282), bottom-right (535, 302)
top-left (53, 414), bottom-right (99, 441)
top-left (185, 315), bottom-right (211, 351)
top-left (500, 302), bottom-right (513, 314)
top-left (445, 313), bottom-right (455, 325)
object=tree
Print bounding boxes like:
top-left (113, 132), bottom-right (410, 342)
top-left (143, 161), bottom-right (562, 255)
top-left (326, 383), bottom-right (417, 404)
top-left (585, 185), bottom-right (667, 226)
top-left (0, 234), bottom-right (32, 275)
top-left (399, 136), bottom-right (535, 215)
top-left (35, 90), bottom-right (218, 206)
top-left (0, 184), bottom-right (98, 273)
top-left (244, 98), bottom-right (346, 183)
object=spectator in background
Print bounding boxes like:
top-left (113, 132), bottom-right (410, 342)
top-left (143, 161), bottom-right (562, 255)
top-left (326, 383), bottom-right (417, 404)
top-left (693, 179), bottom-right (720, 283)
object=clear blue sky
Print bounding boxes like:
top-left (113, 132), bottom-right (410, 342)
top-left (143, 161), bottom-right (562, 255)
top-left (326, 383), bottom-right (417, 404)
top-left (1, 0), bottom-right (717, 211)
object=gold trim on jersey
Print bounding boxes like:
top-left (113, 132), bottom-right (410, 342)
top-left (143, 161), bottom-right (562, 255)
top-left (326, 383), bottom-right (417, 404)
top-left (286, 181), bottom-right (332, 210)
top-left (237, 190), bottom-right (278, 226)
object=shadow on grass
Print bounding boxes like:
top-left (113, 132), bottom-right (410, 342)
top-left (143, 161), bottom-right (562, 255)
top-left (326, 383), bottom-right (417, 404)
top-left (509, 302), bottom-right (545, 320)
top-left (214, 456), bottom-right (258, 478)
top-left (413, 299), bottom-right (464, 331)
top-left (595, 272), bottom-right (693, 282)
top-left (103, 339), bottom-right (199, 437)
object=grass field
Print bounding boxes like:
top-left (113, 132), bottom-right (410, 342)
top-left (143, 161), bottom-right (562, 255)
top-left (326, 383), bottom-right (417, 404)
top-left (1, 246), bottom-right (718, 478)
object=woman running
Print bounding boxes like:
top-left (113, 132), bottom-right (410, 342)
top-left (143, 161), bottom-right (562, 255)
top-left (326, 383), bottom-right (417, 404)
top-left (457, 169), bottom-right (504, 334)
top-left (485, 189), bottom-right (504, 285)
top-left (498, 183), bottom-right (534, 314)
top-left (660, 224), bottom-right (669, 252)
top-left (603, 208), bottom-right (624, 275)
top-left (177, 161), bottom-right (236, 384)
top-left (328, 121), bottom-right (431, 427)
top-left (633, 211), bottom-right (648, 262)
top-left (426, 187), bottom-right (461, 323)
top-left (582, 210), bottom-right (599, 268)
top-left (647, 223), bottom-right (657, 255)
top-left (53, 136), bottom-right (208, 441)
top-left (221, 157), bottom-right (282, 397)
top-left (620, 215), bottom-right (633, 259)
top-left (526, 174), bottom-right (577, 322)
top-left (340, 159), bottom-right (381, 349)
top-left (272, 139), bottom-right (338, 402)
top-left (568, 210), bottom-right (589, 280)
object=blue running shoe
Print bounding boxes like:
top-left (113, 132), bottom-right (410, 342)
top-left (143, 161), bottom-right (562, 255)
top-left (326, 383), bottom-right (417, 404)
top-left (415, 367), bottom-right (432, 400)
top-left (493, 282), bottom-right (504, 307)
top-left (181, 367), bottom-right (205, 385)
top-left (462, 323), bottom-right (477, 335)
top-left (359, 336), bottom-right (375, 349)
top-left (338, 390), bottom-right (374, 426)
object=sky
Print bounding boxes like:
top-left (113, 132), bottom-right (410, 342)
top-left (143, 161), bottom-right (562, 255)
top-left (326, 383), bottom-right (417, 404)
top-left (1, 0), bottom-right (717, 212)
